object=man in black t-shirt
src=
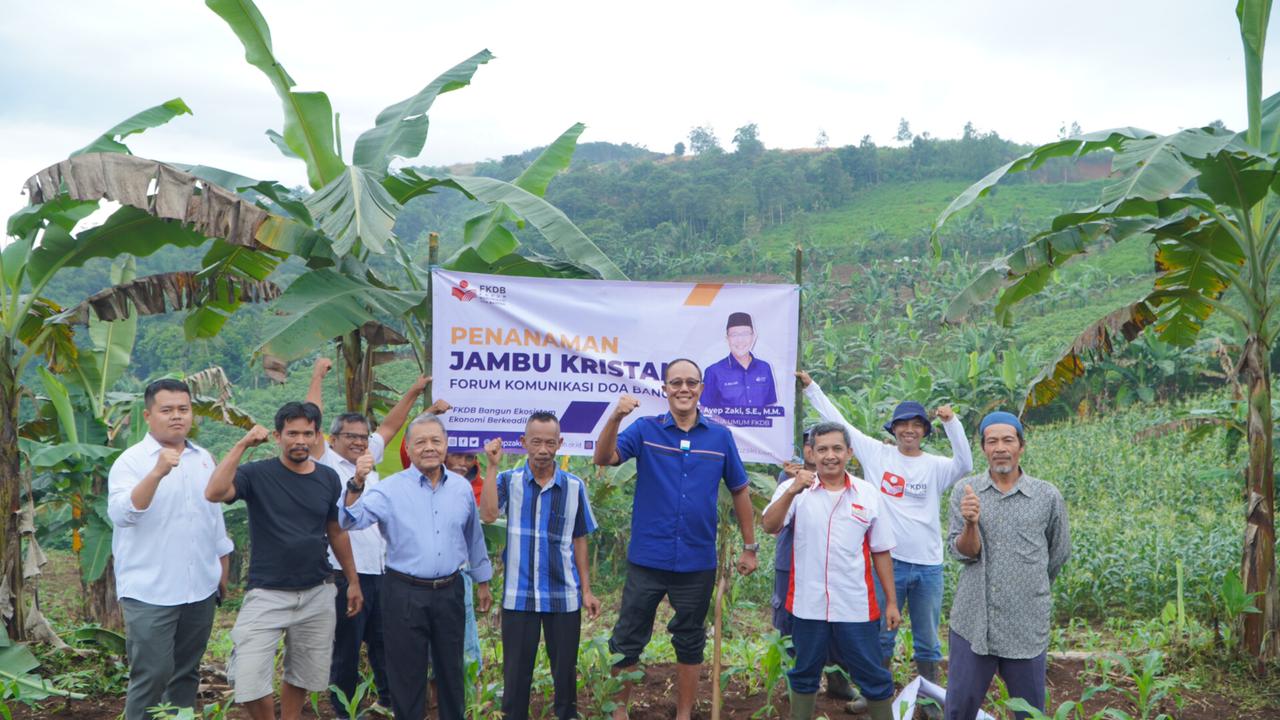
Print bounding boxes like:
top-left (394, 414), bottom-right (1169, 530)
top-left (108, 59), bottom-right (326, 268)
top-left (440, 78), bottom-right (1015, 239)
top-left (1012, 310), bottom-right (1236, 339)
top-left (206, 402), bottom-right (363, 720)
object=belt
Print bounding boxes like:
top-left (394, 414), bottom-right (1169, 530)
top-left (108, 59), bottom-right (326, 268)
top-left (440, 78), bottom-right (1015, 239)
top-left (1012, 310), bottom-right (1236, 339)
top-left (386, 568), bottom-right (459, 589)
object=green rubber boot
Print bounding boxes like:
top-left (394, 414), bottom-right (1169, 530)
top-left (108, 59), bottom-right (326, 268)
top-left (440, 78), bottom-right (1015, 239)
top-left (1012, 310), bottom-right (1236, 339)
top-left (789, 690), bottom-right (818, 720)
top-left (867, 696), bottom-right (895, 720)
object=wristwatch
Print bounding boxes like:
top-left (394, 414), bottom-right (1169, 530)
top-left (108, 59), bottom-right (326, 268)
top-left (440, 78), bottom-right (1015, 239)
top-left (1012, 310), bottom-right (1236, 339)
top-left (743, 543), bottom-right (759, 552)
top-left (346, 479), bottom-right (364, 494)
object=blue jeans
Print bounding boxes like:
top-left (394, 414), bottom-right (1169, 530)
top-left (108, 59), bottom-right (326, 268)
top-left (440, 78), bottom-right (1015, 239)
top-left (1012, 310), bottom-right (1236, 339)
top-left (787, 617), bottom-right (893, 700)
top-left (873, 559), bottom-right (943, 663)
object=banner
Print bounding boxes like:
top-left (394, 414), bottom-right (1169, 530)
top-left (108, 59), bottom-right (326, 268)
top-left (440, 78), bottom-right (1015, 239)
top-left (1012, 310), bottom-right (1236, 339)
top-left (431, 269), bottom-right (799, 464)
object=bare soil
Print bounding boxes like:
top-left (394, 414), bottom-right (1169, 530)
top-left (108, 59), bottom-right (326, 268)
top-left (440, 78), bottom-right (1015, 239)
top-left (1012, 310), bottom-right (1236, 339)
top-left (10, 657), bottom-right (1280, 719)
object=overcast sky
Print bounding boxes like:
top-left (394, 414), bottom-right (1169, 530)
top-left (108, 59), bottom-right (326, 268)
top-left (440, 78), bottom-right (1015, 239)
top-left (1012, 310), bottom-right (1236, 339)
top-left (0, 0), bottom-right (1272, 221)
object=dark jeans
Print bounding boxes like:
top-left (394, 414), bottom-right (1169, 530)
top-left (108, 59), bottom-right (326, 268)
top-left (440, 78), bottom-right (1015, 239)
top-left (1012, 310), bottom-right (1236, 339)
top-left (945, 630), bottom-right (1046, 720)
top-left (330, 573), bottom-right (390, 716)
top-left (121, 594), bottom-right (217, 720)
top-left (501, 609), bottom-right (581, 720)
top-left (787, 616), bottom-right (893, 700)
top-left (609, 562), bottom-right (716, 667)
top-left (382, 574), bottom-right (466, 720)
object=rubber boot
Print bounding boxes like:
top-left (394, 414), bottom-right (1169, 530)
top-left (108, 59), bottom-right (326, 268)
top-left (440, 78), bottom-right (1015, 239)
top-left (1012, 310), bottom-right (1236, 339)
top-left (789, 690), bottom-right (818, 720)
top-left (916, 660), bottom-right (943, 719)
top-left (825, 670), bottom-right (854, 700)
top-left (867, 697), bottom-right (894, 720)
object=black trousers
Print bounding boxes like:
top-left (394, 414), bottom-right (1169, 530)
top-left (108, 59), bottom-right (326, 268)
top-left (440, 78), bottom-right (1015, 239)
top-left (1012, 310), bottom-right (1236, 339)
top-left (609, 562), bottom-right (716, 667)
top-left (501, 609), bottom-right (581, 720)
top-left (382, 574), bottom-right (466, 720)
top-left (330, 573), bottom-right (390, 716)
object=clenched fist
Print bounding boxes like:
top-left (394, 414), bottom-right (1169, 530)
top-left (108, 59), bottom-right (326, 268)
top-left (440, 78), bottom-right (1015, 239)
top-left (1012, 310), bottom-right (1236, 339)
top-left (961, 484), bottom-right (980, 524)
top-left (936, 405), bottom-right (955, 423)
top-left (613, 395), bottom-right (640, 418)
top-left (788, 469), bottom-right (818, 496)
top-left (410, 375), bottom-right (431, 395)
top-left (484, 437), bottom-right (503, 465)
top-left (153, 448), bottom-right (181, 478)
top-left (313, 357), bottom-right (333, 378)
top-left (354, 452), bottom-right (375, 483)
top-left (241, 425), bottom-right (270, 448)
top-left (429, 398), bottom-right (452, 415)
top-left (794, 370), bottom-right (813, 388)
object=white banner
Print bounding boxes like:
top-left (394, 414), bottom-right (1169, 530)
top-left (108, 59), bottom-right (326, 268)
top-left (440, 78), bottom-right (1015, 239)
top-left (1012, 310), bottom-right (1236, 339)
top-left (431, 269), bottom-right (800, 464)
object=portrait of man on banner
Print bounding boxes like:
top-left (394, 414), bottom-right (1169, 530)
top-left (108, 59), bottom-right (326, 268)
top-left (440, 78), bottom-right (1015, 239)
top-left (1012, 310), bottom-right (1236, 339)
top-left (701, 311), bottom-right (779, 410)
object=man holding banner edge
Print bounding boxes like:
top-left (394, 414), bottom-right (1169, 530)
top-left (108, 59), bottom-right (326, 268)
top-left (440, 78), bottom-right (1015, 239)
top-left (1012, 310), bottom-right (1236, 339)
top-left (593, 357), bottom-right (758, 720)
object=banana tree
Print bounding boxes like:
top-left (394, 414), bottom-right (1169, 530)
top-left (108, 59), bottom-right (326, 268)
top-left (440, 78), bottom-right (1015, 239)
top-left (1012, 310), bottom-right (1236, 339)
top-left (7, 101), bottom-right (296, 639)
top-left (204, 0), bottom-right (623, 414)
top-left (934, 0), bottom-right (1280, 659)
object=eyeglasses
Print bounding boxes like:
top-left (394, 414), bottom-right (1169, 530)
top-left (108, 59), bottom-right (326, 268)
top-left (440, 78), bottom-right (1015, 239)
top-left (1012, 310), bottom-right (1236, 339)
top-left (335, 432), bottom-right (370, 443)
top-left (666, 379), bottom-right (702, 389)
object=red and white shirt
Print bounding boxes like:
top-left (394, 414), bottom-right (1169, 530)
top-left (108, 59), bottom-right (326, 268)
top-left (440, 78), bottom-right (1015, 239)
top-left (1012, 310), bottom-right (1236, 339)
top-left (766, 472), bottom-right (895, 623)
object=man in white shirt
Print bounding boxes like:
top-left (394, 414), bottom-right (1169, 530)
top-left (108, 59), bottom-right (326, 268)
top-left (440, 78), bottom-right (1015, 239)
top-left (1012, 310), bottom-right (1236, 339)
top-left (798, 371), bottom-right (972, 714)
top-left (305, 358), bottom-right (439, 718)
top-left (107, 379), bottom-right (233, 720)
top-left (763, 422), bottom-right (899, 720)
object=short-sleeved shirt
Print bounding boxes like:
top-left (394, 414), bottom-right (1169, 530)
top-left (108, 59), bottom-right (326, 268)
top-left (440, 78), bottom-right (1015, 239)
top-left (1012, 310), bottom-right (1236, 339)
top-left (767, 472), bottom-right (895, 623)
top-left (615, 412), bottom-right (749, 572)
top-left (701, 354), bottom-right (778, 408)
top-left (496, 463), bottom-right (598, 612)
top-left (231, 458), bottom-right (341, 590)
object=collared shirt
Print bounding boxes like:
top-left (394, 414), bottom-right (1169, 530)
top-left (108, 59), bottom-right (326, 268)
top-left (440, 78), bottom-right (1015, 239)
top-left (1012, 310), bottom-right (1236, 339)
top-left (341, 466), bottom-right (493, 583)
top-left (615, 412), bottom-right (749, 572)
top-left (496, 462), bottom-right (598, 612)
top-left (701, 353), bottom-right (778, 409)
top-left (107, 434), bottom-right (233, 606)
top-left (767, 472), bottom-right (895, 623)
top-left (805, 382), bottom-right (973, 565)
top-left (947, 471), bottom-right (1071, 658)
top-left (316, 433), bottom-right (387, 574)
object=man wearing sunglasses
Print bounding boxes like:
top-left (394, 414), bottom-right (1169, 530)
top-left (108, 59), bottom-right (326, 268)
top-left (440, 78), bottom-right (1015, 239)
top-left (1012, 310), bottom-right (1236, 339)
top-left (593, 358), bottom-right (758, 720)
top-left (305, 358), bottom-right (439, 718)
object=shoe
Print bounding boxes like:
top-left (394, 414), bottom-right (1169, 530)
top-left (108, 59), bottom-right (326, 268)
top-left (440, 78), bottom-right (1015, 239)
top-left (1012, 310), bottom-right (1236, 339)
top-left (825, 670), bottom-right (854, 700)
top-left (789, 689), bottom-right (818, 720)
top-left (866, 697), bottom-right (893, 720)
top-left (916, 661), bottom-right (942, 719)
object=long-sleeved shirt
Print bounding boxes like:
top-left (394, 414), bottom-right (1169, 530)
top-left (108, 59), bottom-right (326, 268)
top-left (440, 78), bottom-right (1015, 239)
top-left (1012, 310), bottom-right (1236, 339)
top-left (947, 471), bottom-right (1071, 658)
top-left (107, 434), bottom-right (233, 605)
top-left (341, 466), bottom-right (493, 583)
top-left (804, 382), bottom-right (973, 565)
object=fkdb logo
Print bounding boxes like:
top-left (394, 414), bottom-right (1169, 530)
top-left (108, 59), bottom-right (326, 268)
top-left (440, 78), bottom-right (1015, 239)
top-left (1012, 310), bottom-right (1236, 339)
top-left (451, 279), bottom-right (507, 304)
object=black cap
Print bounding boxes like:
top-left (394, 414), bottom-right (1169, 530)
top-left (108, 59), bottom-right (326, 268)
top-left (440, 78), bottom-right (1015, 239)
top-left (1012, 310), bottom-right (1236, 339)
top-left (726, 312), bottom-right (754, 330)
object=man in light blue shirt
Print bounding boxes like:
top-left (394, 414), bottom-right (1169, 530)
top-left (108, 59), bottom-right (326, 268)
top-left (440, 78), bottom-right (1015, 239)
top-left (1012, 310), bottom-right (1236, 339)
top-left (342, 413), bottom-right (493, 720)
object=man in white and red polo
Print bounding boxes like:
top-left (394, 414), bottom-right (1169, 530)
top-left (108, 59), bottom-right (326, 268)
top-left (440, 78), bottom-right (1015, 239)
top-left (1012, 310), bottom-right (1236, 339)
top-left (763, 421), bottom-right (900, 720)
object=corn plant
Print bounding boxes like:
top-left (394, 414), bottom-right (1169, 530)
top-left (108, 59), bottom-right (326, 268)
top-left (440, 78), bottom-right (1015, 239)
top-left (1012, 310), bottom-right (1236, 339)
top-left (329, 673), bottom-right (375, 719)
top-left (576, 635), bottom-right (642, 718)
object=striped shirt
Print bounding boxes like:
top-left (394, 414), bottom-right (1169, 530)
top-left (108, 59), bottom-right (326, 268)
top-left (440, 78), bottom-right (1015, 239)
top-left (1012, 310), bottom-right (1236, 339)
top-left (497, 463), bottom-right (598, 612)
top-left (766, 472), bottom-right (895, 623)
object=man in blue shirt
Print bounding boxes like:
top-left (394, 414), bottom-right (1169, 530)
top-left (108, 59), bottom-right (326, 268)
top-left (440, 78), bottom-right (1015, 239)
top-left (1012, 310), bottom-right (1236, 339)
top-left (341, 413), bottom-right (493, 720)
top-left (701, 312), bottom-right (778, 409)
top-left (593, 358), bottom-right (759, 720)
top-left (479, 411), bottom-right (601, 720)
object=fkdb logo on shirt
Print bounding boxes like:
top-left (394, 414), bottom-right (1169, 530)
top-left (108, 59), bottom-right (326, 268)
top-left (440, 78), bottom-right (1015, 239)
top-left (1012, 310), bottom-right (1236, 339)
top-left (880, 471), bottom-right (905, 498)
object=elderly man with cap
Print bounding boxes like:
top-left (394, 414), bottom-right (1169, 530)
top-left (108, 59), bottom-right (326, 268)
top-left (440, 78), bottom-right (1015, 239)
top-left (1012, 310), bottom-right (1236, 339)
top-left (797, 371), bottom-right (971, 715)
top-left (701, 311), bottom-right (778, 409)
top-left (946, 412), bottom-right (1070, 720)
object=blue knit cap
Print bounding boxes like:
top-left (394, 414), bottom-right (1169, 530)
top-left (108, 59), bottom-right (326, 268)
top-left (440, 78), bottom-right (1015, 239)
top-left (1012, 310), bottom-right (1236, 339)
top-left (979, 411), bottom-right (1023, 437)
top-left (884, 401), bottom-right (932, 437)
